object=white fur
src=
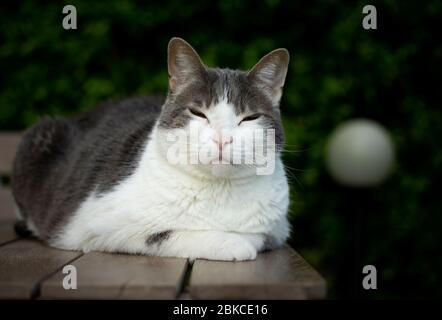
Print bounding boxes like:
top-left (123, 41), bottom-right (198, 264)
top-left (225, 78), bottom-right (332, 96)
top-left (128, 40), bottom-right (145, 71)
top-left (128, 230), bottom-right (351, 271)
top-left (51, 101), bottom-right (290, 261)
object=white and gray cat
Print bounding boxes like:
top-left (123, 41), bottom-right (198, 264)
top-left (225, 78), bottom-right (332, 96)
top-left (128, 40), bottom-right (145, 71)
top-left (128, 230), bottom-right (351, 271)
top-left (12, 38), bottom-right (291, 261)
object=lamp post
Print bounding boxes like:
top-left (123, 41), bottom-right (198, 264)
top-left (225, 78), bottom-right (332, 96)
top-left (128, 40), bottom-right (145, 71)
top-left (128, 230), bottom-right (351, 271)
top-left (326, 118), bottom-right (395, 297)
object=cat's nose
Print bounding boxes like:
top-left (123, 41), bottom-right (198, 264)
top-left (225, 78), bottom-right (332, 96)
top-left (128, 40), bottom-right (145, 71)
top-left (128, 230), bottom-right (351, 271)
top-left (212, 134), bottom-right (233, 150)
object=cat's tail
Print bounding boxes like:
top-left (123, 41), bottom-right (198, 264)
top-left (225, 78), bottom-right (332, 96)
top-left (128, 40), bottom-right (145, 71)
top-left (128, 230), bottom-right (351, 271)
top-left (13, 202), bottom-right (33, 237)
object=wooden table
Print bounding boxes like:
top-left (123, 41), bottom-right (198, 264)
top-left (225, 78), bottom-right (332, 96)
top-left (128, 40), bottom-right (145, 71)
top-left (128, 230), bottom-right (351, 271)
top-left (0, 132), bottom-right (326, 299)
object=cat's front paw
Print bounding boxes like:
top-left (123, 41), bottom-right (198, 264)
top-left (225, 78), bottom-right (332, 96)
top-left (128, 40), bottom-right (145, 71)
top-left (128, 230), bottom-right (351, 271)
top-left (156, 230), bottom-right (263, 261)
top-left (199, 232), bottom-right (258, 261)
top-left (217, 237), bottom-right (257, 261)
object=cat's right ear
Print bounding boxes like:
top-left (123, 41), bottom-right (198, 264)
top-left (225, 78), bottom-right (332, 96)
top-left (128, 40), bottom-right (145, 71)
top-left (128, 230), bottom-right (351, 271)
top-left (167, 38), bottom-right (206, 93)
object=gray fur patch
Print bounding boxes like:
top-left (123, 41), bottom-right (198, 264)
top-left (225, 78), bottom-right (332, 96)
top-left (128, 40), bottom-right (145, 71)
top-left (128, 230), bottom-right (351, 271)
top-left (146, 230), bottom-right (172, 246)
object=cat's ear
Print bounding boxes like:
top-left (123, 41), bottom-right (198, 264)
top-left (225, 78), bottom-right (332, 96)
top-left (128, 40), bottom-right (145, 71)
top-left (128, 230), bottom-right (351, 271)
top-left (247, 49), bottom-right (290, 107)
top-left (167, 37), bottom-right (206, 93)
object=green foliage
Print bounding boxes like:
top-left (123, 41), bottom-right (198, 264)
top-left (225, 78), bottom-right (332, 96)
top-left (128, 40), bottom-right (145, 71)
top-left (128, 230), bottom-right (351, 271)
top-left (1, 0), bottom-right (441, 298)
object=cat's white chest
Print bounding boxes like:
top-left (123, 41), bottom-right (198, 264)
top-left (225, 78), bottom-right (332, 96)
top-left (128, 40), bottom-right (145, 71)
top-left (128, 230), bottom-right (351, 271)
top-left (134, 158), bottom-right (289, 234)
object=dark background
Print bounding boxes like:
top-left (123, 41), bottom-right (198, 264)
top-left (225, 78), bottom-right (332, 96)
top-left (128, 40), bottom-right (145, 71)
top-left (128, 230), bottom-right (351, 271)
top-left (1, 0), bottom-right (441, 298)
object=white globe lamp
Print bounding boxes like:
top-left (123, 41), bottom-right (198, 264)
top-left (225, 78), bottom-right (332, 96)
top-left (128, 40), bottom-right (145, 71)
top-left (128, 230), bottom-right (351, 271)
top-left (326, 119), bottom-right (395, 187)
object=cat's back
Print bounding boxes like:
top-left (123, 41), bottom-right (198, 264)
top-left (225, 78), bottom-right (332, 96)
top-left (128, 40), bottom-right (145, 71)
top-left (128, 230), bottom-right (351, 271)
top-left (71, 95), bottom-right (165, 193)
top-left (74, 95), bottom-right (164, 132)
top-left (12, 95), bottom-right (164, 239)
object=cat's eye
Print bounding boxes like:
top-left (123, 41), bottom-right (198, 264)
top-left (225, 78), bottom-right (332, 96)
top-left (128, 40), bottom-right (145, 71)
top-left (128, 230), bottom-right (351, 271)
top-left (188, 108), bottom-right (208, 120)
top-left (239, 114), bottom-right (261, 125)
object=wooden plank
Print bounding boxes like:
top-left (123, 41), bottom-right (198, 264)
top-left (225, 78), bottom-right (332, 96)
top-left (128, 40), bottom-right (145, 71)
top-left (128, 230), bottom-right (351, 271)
top-left (0, 189), bottom-right (18, 245)
top-left (41, 252), bottom-right (188, 299)
top-left (0, 188), bottom-right (17, 221)
top-left (0, 221), bottom-right (17, 246)
top-left (0, 132), bottom-right (21, 176)
top-left (189, 246), bottom-right (326, 299)
top-left (0, 239), bottom-right (82, 299)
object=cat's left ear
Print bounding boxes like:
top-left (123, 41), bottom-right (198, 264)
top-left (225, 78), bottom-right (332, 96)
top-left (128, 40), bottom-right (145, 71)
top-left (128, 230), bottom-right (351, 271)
top-left (247, 49), bottom-right (290, 107)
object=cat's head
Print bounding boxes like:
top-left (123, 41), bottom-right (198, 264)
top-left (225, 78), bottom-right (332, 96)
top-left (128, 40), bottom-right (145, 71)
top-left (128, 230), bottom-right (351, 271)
top-left (157, 37), bottom-right (289, 179)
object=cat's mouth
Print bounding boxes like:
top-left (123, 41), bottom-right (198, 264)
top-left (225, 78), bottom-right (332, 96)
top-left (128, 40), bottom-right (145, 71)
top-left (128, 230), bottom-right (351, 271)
top-left (209, 154), bottom-right (230, 165)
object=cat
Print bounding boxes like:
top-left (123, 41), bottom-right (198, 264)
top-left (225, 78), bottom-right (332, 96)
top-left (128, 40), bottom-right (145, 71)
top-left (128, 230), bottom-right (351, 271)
top-left (11, 37), bottom-right (291, 261)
